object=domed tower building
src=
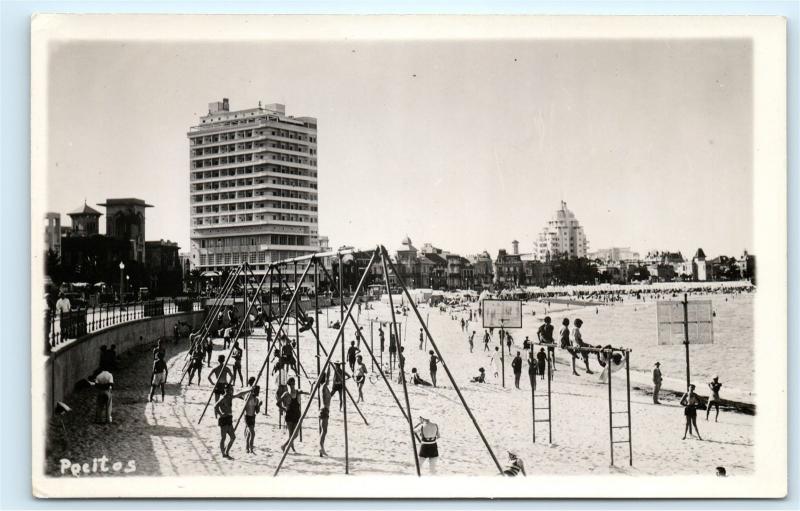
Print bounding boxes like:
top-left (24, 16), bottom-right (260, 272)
top-left (534, 201), bottom-right (589, 261)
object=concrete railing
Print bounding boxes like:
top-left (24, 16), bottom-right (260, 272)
top-left (44, 310), bottom-right (205, 421)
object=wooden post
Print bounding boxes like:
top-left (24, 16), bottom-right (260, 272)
top-left (626, 351), bottom-right (633, 466)
top-left (380, 249), bottom-right (421, 477)
top-left (547, 352), bottom-right (552, 444)
top-left (608, 348), bottom-right (614, 466)
top-left (231, 260), bottom-right (314, 431)
top-left (384, 247), bottom-right (504, 475)
top-left (338, 254), bottom-right (349, 474)
top-left (197, 267), bottom-right (272, 424)
top-left (273, 250), bottom-right (378, 477)
top-left (683, 293), bottom-right (691, 390)
top-left (315, 259), bottom-right (321, 408)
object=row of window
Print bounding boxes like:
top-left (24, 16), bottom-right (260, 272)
top-left (191, 128), bottom-right (317, 147)
top-left (193, 177), bottom-right (318, 192)
top-left (194, 202), bottom-right (317, 214)
top-left (199, 234), bottom-right (310, 249)
top-left (193, 214), bottom-right (318, 226)
top-left (192, 153), bottom-right (316, 169)
top-left (191, 164), bottom-right (317, 182)
top-left (192, 189), bottom-right (318, 203)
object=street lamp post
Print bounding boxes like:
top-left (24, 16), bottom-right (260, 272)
top-left (119, 261), bottom-right (125, 302)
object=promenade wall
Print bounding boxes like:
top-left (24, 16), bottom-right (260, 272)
top-left (44, 310), bottom-right (205, 420)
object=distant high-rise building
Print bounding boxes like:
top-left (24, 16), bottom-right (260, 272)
top-left (67, 201), bottom-right (102, 238)
top-left (534, 201), bottom-right (588, 261)
top-left (188, 99), bottom-right (319, 286)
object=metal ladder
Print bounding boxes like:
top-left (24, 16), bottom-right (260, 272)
top-left (608, 351), bottom-right (633, 466)
top-left (531, 354), bottom-right (553, 444)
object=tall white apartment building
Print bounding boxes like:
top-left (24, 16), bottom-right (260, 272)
top-left (534, 201), bottom-right (589, 261)
top-left (188, 99), bottom-right (319, 285)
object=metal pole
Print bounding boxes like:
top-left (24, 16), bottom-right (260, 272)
top-left (243, 264), bottom-right (249, 383)
top-left (626, 351), bottom-right (633, 466)
top-left (531, 362), bottom-right (535, 443)
top-left (683, 293), bottom-right (691, 390)
top-left (501, 323), bottom-right (505, 388)
top-left (230, 260), bottom-right (314, 431)
top-left (199, 263), bottom-right (299, 424)
top-left (273, 250), bottom-right (378, 476)
top-left (339, 254), bottom-right (349, 474)
top-left (384, 247), bottom-right (504, 474)
top-left (370, 322), bottom-right (374, 372)
top-left (547, 352), bottom-right (552, 444)
top-left (608, 348), bottom-right (614, 467)
top-left (293, 261), bottom-right (302, 443)
top-left (380, 249), bottom-right (421, 477)
top-left (315, 259), bottom-right (321, 408)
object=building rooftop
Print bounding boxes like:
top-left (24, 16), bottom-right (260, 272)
top-left (68, 202), bottom-right (102, 217)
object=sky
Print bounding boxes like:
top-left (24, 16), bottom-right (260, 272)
top-left (46, 38), bottom-right (753, 259)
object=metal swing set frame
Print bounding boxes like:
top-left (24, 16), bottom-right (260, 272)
top-left (188, 245), bottom-right (505, 476)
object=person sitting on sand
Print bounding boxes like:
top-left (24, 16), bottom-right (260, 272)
top-left (471, 367), bottom-right (486, 383)
top-left (411, 368), bottom-right (432, 386)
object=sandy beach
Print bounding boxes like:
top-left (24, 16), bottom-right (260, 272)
top-left (46, 295), bottom-right (754, 478)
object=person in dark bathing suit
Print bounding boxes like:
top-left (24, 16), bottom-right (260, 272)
top-left (680, 384), bottom-right (703, 440)
top-left (280, 377), bottom-right (309, 453)
top-left (428, 350), bottom-right (439, 387)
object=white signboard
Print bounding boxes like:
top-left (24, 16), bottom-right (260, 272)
top-left (482, 299), bottom-right (522, 328)
top-left (656, 300), bottom-right (714, 345)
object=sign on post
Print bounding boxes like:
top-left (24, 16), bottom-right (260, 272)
top-left (656, 300), bottom-right (714, 345)
top-left (482, 299), bottom-right (522, 328)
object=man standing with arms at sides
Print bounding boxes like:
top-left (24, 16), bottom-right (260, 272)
top-left (318, 371), bottom-right (332, 457)
top-left (511, 351), bottom-right (523, 389)
top-left (419, 328), bottom-right (425, 350)
top-left (483, 330), bottom-right (491, 352)
top-left (652, 362), bottom-right (663, 405)
top-left (468, 330), bottom-right (475, 353)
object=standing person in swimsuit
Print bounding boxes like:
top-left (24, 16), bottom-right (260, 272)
top-left (331, 362), bottom-right (350, 411)
top-left (149, 351), bottom-right (168, 402)
top-left (511, 351), bottom-right (523, 389)
top-left (537, 348), bottom-right (547, 381)
top-left (397, 346), bottom-right (407, 384)
top-left (414, 416), bottom-right (441, 475)
top-left (706, 376), bottom-right (723, 422)
top-left (388, 330), bottom-right (397, 369)
top-left (680, 384), bottom-right (703, 440)
top-left (483, 330), bottom-right (491, 352)
top-left (428, 350), bottom-right (439, 387)
top-left (208, 355), bottom-right (233, 416)
top-left (468, 331), bottom-right (475, 353)
top-left (204, 335), bottom-right (214, 367)
top-left (419, 328), bottom-right (425, 350)
top-left (213, 383), bottom-right (249, 459)
top-left (318, 371), bottom-right (332, 457)
top-left (347, 341), bottom-right (359, 373)
top-left (527, 351), bottom-right (537, 390)
top-left (231, 340), bottom-right (244, 387)
top-left (188, 343), bottom-right (205, 385)
top-left (355, 355), bottom-right (367, 403)
top-left (237, 384), bottom-right (261, 454)
top-left (272, 358), bottom-right (288, 416)
top-left (280, 377), bottom-right (308, 454)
